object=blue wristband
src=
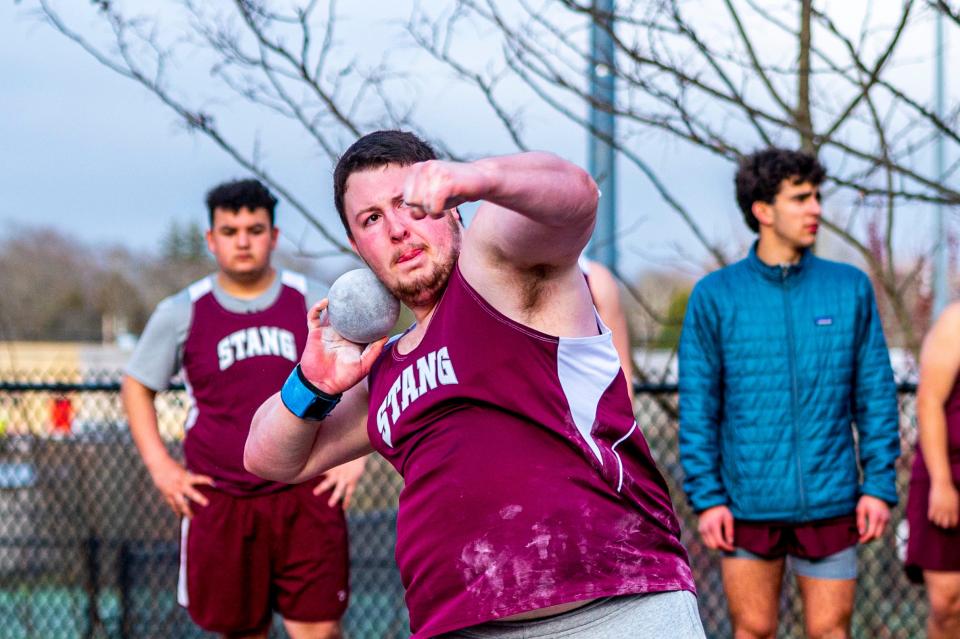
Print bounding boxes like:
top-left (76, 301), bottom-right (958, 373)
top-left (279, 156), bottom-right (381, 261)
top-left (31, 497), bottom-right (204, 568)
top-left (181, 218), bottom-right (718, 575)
top-left (280, 365), bottom-right (341, 421)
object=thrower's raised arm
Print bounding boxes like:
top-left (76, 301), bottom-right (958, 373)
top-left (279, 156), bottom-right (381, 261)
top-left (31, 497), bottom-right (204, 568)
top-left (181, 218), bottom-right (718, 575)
top-left (401, 152), bottom-right (598, 271)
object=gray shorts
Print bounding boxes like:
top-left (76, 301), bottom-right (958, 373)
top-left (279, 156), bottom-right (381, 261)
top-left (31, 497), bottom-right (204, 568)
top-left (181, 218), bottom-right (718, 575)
top-left (724, 545), bottom-right (858, 580)
top-left (440, 590), bottom-right (705, 638)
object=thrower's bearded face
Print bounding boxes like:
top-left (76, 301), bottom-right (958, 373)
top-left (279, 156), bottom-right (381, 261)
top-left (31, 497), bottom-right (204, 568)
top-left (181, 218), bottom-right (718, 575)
top-left (343, 164), bottom-right (463, 310)
top-left (383, 216), bottom-right (461, 307)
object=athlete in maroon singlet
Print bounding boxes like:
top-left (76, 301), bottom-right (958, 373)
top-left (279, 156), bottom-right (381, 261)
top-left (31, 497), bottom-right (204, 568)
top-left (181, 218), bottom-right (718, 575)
top-left (905, 303), bottom-right (960, 638)
top-left (123, 179), bottom-right (360, 639)
top-left (245, 132), bottom-right (701, 638)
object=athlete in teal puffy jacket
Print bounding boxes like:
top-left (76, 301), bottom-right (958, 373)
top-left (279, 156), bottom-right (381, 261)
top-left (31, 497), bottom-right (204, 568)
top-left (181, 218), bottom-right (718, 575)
top-left (679, 148), bottom-right (899, 639)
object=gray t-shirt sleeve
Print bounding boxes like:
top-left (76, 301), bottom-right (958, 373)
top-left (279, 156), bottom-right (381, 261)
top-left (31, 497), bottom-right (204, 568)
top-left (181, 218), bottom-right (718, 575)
top-left (125, 290), bottom-right (193, 391)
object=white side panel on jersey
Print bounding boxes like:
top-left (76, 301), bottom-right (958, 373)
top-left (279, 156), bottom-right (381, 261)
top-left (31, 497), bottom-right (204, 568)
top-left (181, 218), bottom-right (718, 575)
top-left (187, 277), bottom-right (212, 302)
top-left (556, 317), bottom-right (620, 466)
top-left (281, 270), bottom-right (307, 294)
top-left (182, 371), bottom-right (199, 432)
top-left (177, 517), bottom-right (190, 607)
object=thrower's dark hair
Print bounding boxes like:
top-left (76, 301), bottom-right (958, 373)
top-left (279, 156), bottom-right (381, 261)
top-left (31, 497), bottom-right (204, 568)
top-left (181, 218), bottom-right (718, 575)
top-left (333, 130), bottom-right (437, 237)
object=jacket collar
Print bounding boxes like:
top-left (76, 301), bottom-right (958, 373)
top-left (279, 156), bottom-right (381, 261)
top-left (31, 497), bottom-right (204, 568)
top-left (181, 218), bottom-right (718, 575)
top-left (746, 241), bottom-right (812, 282)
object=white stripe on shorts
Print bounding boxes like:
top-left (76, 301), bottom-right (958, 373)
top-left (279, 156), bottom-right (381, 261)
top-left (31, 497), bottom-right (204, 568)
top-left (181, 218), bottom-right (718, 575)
top-left (177, 517), bottom-right (190, 607)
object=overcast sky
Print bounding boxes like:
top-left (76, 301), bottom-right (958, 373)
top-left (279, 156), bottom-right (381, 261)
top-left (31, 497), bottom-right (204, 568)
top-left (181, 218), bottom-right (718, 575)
top-left (0, 1), bottom-right (955, 280)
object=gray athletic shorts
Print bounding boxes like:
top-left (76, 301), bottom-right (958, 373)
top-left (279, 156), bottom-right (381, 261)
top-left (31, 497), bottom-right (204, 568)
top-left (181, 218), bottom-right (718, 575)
top-left (724, 545), bottom-right (858, 580)
top-left (439, 590), bottom-right (705, 638)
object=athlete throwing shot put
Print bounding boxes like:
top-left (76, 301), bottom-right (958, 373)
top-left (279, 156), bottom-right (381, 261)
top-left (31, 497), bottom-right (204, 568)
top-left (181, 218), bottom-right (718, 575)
top-left (245, 131), bottom-right (702, 638)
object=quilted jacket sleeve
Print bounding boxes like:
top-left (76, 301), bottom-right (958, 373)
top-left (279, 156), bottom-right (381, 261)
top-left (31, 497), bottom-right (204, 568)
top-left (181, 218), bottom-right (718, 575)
top-left (678, 281), bottom-right (728, 513)
top-left (851, 275), bottom-right (900, 505)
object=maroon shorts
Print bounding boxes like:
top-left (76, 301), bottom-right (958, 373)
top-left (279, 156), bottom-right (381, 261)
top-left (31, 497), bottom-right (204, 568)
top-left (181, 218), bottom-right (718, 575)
top-left (178, 481), bottom-right (349, 634)
top-left (905, 479), bottom-right (960, 583)
top-left (731, 514), bottom-right (859, 560)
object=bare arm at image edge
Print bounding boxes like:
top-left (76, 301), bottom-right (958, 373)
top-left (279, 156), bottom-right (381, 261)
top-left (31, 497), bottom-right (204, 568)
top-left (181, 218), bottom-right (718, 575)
top-left (917, 303), bottom-right (960, 528)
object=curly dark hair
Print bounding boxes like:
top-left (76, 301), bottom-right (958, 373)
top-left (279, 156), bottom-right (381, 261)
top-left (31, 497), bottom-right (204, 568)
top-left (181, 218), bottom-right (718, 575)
top-left (205, 179), bottom-right (278, 227)
top-left (735, 148), bottom-right (826, 232)
top-left (333, 130), bottom-right (437, 237)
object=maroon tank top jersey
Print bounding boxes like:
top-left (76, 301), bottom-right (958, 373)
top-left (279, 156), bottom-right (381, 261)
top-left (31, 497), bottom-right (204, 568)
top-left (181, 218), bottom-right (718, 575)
top-left (905, 371), bottom-right (960, 582)
top-left (366, 265), bottom-right (695, 638)
top-left (181, 276), bottom-right (308, 496)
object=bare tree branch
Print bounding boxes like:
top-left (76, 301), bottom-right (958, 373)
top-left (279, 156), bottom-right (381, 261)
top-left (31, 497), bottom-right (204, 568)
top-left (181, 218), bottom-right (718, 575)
top-left (31, 0), bottom-right (960, 361)
top-left (932, 0), bottom-right (960, 26)
top-left (406, 0), bottom-right (958, 355)
top-left (32, 0), bottom-right (428, 256)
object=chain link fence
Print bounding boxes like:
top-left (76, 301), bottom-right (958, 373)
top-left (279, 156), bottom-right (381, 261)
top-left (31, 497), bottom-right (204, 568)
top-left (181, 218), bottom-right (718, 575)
top-left (0, 374), bottom-right (923, 638)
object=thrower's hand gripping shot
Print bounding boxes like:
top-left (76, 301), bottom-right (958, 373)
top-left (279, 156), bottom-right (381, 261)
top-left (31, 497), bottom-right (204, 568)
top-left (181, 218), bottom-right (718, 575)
top-left (244, 295), bottom-right (379, 486)
top-left (299, 298), bottom-right (387, 398)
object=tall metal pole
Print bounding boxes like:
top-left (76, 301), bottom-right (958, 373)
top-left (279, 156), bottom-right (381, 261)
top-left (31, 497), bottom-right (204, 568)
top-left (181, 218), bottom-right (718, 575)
top-left (587, 0), bottom-right (617, 270)
top-left (933, 9), bottom-right (949, 317)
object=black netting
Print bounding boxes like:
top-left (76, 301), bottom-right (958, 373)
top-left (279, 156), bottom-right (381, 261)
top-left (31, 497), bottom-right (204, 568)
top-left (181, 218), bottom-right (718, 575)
top-left (0, 377), bottom-right (924, 638)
